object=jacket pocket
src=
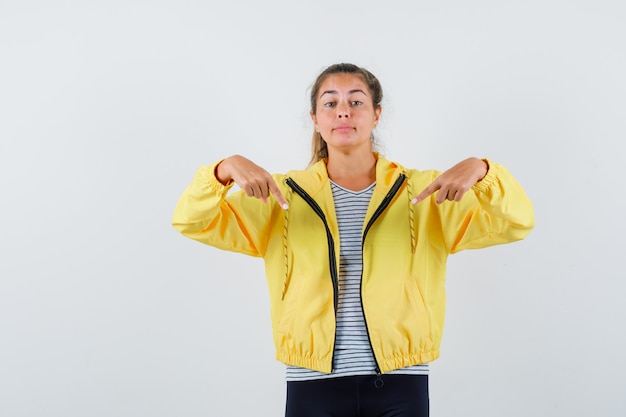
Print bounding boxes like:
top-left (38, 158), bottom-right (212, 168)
top-left (277, 250), bottom-right (298, 335)
top-left (403, 278), bottom-right (432, 340)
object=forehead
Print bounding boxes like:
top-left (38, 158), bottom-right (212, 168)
top-left (318, 73), bottom-right (369, 96)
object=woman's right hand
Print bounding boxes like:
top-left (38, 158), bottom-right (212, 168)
top-left (216, 155), bottom-right (289, 209)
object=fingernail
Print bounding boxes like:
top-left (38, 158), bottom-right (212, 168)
top-left (411, 198), bottom-right (418, 204)
top-left (281, 203), bottom-right (289, 210)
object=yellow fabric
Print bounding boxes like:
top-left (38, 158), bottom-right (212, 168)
top-left (172, 155), bottom-right (535, 374)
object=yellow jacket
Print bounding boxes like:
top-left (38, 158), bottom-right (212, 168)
top-left (172, 155), bottom-right (535, 374)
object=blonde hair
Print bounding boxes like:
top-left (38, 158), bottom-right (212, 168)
top-left (308, 63), bottom-right (383, 167)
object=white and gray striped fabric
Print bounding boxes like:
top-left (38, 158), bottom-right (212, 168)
top-left (286, 181), bottom-right (429, 381)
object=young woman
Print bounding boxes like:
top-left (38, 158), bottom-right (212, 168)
top-left (172, 63), bottom-right (535, 417)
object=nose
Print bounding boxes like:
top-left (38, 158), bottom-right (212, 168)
top-left (336, 102), bottom-right (350, 118)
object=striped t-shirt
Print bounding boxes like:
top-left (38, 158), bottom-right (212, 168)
top-left (286, 180), bottom-right (429, 381)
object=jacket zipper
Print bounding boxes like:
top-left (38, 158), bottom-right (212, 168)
top-left (284, 174), bottom-right (406, 375)
top-left (285, 178), bottom-right (339, 370)
top-left (361, 173), bottom-right (406, 380)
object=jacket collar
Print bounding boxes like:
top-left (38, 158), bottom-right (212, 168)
top-left (302, 152), bottom-right (406, 196)
top-left (284, 153), bottom-right (414, 256)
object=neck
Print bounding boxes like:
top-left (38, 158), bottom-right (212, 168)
top-left (326, 150), bottom-right (377, 191)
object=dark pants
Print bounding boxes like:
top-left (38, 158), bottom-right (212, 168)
top-left (285, 374), bottom-right (429, 417)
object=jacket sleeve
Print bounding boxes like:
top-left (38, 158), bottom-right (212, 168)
top-left (434, 159), bottom-right (535, 253)
top-left (171, 160), bottom-right (278, 257)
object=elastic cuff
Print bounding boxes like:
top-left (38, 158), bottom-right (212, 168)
top-left (471, 158), bottom-right (496, 192)
top-left (196, 159), bottom-right (234, 193)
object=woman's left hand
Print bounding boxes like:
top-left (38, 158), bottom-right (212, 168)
top-left (411, 157), bottom-right (488, 204)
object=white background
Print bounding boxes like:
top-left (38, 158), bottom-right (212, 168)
top-left (1, 1), bottom-right (625, 416)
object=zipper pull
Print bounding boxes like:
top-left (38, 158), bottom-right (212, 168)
top-left (374, 367), bottom-right (384, 388)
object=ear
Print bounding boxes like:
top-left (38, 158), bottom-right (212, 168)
top-left (374, 106), bottom-right (382, 126)
top-left (310, 110), bottom-right (319, 132)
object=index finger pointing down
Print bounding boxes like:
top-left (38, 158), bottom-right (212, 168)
top-left (268, 180), bottom-right (289, 209)
top-left (411, 182), bottom-right (440, 204)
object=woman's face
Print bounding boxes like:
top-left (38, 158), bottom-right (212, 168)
top-left (311, 73), bottom-right (381, 155)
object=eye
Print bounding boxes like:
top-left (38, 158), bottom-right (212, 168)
top-left (323, 102), bottom-right (336, 108)
top-left (351, 100), bottom-right (363, 106)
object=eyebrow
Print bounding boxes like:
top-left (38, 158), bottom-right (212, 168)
top-left (320, 89), bottom-right (368, 98)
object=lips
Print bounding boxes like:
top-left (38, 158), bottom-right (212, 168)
top-left (333, 125), bottom-right (354, 132)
